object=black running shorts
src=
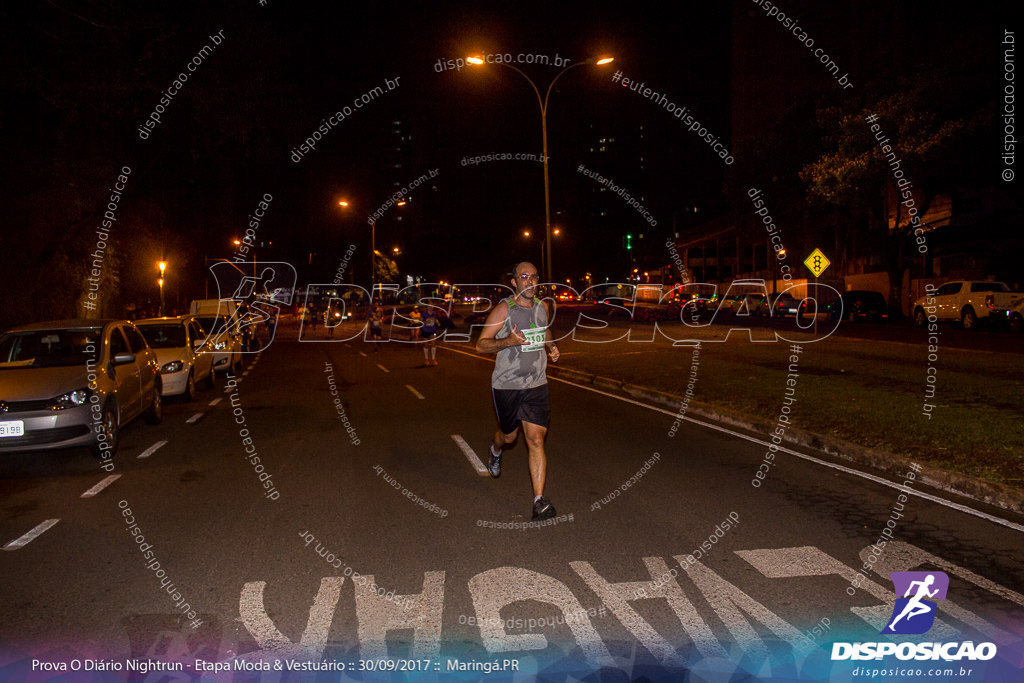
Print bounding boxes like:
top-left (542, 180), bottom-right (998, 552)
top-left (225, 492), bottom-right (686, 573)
top-left (491, 385), bottom-right (550, 435)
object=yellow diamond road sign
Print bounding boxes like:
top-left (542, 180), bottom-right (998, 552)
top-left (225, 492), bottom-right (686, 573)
top-left (804, 248), bottom-right (831, 277)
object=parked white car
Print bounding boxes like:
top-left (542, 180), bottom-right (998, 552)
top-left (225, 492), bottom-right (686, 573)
top-left (912, 280), bottom-right (1016, 330)
top-left (136, 316), bottom-right (216, 401)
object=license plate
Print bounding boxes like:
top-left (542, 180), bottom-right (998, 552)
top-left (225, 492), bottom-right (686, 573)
top-left (0, 421), bottom-right (25, 438)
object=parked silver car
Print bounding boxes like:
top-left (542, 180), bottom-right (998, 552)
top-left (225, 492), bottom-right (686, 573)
top-left (0, 319), bottom-right (162, 459)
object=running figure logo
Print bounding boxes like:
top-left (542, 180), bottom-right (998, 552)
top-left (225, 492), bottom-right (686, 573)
top-left (882, 571), bottom-right (949, 635)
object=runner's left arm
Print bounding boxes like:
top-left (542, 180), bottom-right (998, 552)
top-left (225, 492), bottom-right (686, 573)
top-left (543, 300), bottom-right (559, 362)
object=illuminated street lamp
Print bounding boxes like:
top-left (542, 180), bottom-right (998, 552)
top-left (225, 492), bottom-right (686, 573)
top-left (469, 54), bottom-right (613, 282)
top-left (522, 227), bottom-right (560, 276)
top-left (338, 198), bottom-right (404, 289)
top-left (158, 261), bottom-right (166, 316)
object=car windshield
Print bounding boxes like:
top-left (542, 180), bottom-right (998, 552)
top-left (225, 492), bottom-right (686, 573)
top-left (0, 328), bottom-right (103, 368)
top-left (196, 316), bottom-right (229, 335)
top-left (138, 324), bottom-right (186, 349)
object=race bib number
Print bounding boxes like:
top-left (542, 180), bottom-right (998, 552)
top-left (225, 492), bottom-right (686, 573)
top-left (522, 326), bottom-right (546, 353)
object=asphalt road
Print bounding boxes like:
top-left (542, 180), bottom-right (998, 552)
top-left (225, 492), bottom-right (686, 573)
top-left (1, 331), bottom-right (1022, 681)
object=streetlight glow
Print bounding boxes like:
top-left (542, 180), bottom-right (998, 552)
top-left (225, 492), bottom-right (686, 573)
top-left (465, 53), bottom-right (613, 281)
top-left (157, 261), bottom-right (167, 316)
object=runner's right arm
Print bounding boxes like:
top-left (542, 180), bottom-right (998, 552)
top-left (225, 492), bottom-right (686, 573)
top-left (476, 300), bottom-right (525, 354)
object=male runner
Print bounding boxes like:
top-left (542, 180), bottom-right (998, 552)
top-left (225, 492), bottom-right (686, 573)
top-left (476, 261), bottom-right (559, 520)
top-left (420, 305), bottom-right (440, 365)
top-left (368, 302), bottom-right (384, 351)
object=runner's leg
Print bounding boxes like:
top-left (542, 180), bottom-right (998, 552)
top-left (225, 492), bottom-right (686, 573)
top-left (522, 420), bottom-right (548, 498)
top-left (492, 427), bottom-right (518, 452)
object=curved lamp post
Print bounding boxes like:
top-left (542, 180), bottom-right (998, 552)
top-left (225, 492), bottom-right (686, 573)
top-left (469, 55), bottom-right (613, 282)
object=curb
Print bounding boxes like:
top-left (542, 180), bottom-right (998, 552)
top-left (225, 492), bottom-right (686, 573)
top-left (548, 364), bottom-right (1024, 516)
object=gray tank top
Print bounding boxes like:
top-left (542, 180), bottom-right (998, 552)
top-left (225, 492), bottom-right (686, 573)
top-left (491, 296), bottom-right (549, 389)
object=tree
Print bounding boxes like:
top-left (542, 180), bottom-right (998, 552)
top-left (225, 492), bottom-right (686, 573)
top-left (373, 250), bottom-right (399, 285)
top-left (800, 89), bottom-right (963, 316)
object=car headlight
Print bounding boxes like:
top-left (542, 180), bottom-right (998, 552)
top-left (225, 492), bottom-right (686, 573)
top-left (212, 340), bottom-right (228, 350)
top-left (161, 360), bottom-right (185, 374)
top-left (48, 388), bottom-right (91, 410)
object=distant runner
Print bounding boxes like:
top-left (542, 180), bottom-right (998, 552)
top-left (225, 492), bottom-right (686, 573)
top-left (476, 261), bottom-right (559, 520)
top-left (368, 301), bottom-right (384, 351)
top-left (421, 304), bottom-right (440, 366)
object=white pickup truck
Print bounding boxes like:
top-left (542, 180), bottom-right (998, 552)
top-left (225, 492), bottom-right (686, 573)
top-left (912, 280), bottom-right (1017, 330)
top-left (1005, 295), bottom-right (1024, 333)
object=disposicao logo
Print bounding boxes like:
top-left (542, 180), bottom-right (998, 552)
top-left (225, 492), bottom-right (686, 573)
top-left (882, 571), bottom-right (949, 635)
top-left (831, 570), bottom-right (997, 662)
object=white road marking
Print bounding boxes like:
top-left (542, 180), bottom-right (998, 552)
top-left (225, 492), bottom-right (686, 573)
top-left (572, 558), bottom-right (723, 663)
top-left (355, 571), bottom-right (445, 659)
top-left (185, 413), bottom-right (204, 424)
top-left (3, 519), bottom-right (60, 550)
top-left (238, 578), bottom-right (344, 662)
top-left (468, 567), bottom-right (615, 669)
top-left (677, 556), bottom-right (812, 661)
top-left (209, 398), bottom-right (222, 406)
top-left (238, 542), bottom-right (1024, 667)
top-left (737, 543), bottom-right (1021, 647)
top-left (406, 384), bottom-right (424, 399)
top-left (81, 474), bottom-right (121, 498)
top-left (137, 440), bottom-right (168, 459)
top-left (451, 434), bottom-right (488, 476)
top-left (377, 364), bottom-right (389, 373)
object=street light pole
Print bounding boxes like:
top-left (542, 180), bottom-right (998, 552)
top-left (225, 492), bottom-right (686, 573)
top-left (158, 261), bottom-right (166, 316)
top-left (469, 55), bottom-right (613, 283)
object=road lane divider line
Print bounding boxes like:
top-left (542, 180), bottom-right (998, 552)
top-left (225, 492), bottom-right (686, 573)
top-left (186, 413), bottom-right (204, 424)
top-left (209, 398), bottom-right (222, 406)
top-left (377, 364), bottom-right (390, 373)
top-left (451, 434), bottom-right (488, 476)
top-left (359, 351), bottom-right (367, 357)
top-left (137, 440), bottom-right (168, 459)
top-left (3, 519), bottom-right (60, 550)
top-left (406, 385), bottom-right (425, 399)
top-left (81, 474), bottom-right (121, 498)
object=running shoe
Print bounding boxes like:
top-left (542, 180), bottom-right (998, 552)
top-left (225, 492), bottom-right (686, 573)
top-left (532, 496), bottom-right (556, 520)
top-left (487, 445), bottom-right (501, 478)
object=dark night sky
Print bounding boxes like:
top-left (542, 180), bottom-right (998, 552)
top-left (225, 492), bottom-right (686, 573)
top-left (0, 1), bottom-right (1014, 317)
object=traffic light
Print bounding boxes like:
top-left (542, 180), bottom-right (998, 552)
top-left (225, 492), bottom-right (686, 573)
top-left (625, 233), bottom-right (633, 250)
